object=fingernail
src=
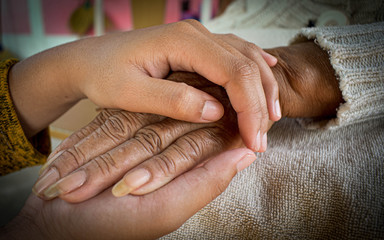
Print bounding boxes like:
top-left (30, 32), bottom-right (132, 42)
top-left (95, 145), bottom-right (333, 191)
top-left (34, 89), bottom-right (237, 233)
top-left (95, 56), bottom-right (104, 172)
top-left (43, 170), bottom-right (87, 199)
top-left (236, 153), bottom-right (256, 172)
top-left (252, 130), bottom-right (261, 152)
top-left (33, 168), bottom-right (59, 196)
top-left (275, 99), bottom-right (281, 119)
top-left (201, 100), bottom-right (222, 121)
top-left (39, 150), bottom-right (64, 175)
top-left (112, 169), bottom-right (151, 197)
top-left (260, 133), bottom-right (267, 152)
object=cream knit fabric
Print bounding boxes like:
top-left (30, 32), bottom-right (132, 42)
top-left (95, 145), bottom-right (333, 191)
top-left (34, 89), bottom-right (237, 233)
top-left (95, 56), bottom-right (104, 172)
top-left (205, 0), bottom-right (384, 30)
top-left (293, 22), bottom-right (384, 129)
top-left (162, 117), bottom-right (384, 239)
top-left (161, 2), bottom-right (384, 240)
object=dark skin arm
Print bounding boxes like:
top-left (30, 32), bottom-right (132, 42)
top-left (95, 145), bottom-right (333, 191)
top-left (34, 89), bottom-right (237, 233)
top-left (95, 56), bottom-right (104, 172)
top-left (266, 41), bottom-right (343, 118)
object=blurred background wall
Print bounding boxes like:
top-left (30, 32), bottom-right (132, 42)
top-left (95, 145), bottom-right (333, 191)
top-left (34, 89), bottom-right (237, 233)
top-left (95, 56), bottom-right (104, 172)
top-left (1, 0), bottom-right (228, 147)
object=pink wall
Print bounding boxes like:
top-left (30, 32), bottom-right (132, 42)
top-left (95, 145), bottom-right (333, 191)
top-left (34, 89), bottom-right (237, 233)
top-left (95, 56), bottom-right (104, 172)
top-left (42, 0), bottom-right (133, 34)
top-left (3, 0), bottom-right (219, 35)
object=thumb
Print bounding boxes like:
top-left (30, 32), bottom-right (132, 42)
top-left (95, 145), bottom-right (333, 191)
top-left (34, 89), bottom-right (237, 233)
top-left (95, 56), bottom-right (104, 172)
top-left (117, 76), bottom-right (224, 123)
top-left (157, 148), bottom-right (256, 229)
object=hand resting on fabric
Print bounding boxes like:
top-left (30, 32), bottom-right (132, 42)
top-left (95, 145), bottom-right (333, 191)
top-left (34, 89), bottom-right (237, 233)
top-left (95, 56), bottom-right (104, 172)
top-left (3, 148), bottom-right (256, 240)
top-left (33, 40), bottom-right (343, 203)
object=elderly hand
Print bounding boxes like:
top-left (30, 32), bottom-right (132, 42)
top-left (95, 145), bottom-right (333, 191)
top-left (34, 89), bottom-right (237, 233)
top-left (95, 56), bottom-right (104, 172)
top-left (11, 20), bottom-right (280, 152)
top-left (265, 40), bottom-right (343, 118)
top-left (33, 41), bottom-right (343, 203)
top-left (3, 149), bottom-right (256, 239)
top-left (33, 72), bottom-right (243, 202)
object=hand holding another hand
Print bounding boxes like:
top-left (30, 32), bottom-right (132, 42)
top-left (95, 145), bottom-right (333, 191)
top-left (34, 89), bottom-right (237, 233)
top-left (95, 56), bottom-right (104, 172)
top-left (11, 20), bottom-right (279, 151)
top-left (33, 40), bottom-right (343, 204)
top-left (5, 148), bottom-right (256, 239)
top-left (34, 72), bottom-right (243, 202)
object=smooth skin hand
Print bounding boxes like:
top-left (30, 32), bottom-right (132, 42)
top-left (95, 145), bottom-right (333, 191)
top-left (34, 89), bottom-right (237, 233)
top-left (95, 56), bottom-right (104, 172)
top-left (33, 41), bottom-right (343, 203)
top-left (9, 19), bottom-right (279, 153)
top-left (2, 148), bottom-right (257, 240)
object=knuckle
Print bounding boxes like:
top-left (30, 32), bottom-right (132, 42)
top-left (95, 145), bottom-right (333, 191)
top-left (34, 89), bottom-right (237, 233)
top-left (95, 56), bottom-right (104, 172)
top-left (232, 61), bottom-right (258, 80)
top-left (243, 41), bottom-right (258, 52)
top-left (135, 127), bottom-right (163, 153)
top-left (172, 19), bottom-right (199, 33)
top-left (93, 152), bottom-right (117, 176)
top-left (74, 126), bottom-right (94, 140)
top-left (193, 128), bottom-right (228, 152)
top-left (224, 33), bottom-right (237, 39)
top-left (153, 154), bottom-right (178, 177)
top-left (97, 109), bottom-right (115, 123)
top-left (181, 18), bottom-right (201, 27)
top-left (176, 135), bottom-right (203, 158)
top-left (100, 114), bottom-right (132, 142)
top-left (54, 147), bottom-right (85, 171)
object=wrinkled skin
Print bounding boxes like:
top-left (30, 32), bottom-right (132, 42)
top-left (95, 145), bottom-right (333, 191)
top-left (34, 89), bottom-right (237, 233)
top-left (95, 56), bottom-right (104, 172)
top-left (10, 19), bottom-right (280, 151)
top-left (34, 72), bottom-right (242, 202)
top-left (33, 41), bottom-right (343, 204)
top-left (266, 40), bottom-right (343, 118)
top-left (1, 40), bottom-right (346, 239)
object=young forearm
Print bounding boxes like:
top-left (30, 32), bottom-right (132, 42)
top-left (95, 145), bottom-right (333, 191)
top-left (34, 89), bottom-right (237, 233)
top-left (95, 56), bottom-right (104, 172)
top-left (9, 43), bottom-right (84, 138)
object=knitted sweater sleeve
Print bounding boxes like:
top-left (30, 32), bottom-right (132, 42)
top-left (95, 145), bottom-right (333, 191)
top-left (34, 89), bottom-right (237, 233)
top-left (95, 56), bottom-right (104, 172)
top-left (0, 59), bottom-right (50, 176)
top-left (291, 22), bottom-right (384, 129)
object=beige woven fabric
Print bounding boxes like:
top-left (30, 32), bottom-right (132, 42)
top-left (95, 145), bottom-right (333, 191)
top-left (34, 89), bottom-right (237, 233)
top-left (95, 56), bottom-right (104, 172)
top-left (162, 118), bottom-right (384, 239)
top-left (293, 22), bottom-right (384, 129)
top-left (161, 11), bottom-right (384, 240)
top-left (206, 0), bottom-right (384, 30)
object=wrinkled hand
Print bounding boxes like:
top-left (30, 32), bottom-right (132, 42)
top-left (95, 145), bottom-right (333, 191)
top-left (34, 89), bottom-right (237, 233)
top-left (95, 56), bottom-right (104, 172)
top-left (5, 149), bottom-right (256, 239)
top-left (11, 20), bottom-right (280, 150)
top-left (33, 72), bottom-right (243, 202)
top-left (33, 41), bottom-right (343, 204)
top-left (265, 41), bottom-right (343, 118)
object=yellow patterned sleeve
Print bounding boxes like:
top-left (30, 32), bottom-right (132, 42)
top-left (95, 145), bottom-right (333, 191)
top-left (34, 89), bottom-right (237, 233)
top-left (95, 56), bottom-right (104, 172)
top-left (0, 59), bottom-right (51, 175)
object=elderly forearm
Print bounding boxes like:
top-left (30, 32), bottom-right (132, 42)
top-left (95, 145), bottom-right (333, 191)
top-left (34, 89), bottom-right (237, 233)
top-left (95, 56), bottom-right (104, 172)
top-left (265, 41), bottom-right (343, 119)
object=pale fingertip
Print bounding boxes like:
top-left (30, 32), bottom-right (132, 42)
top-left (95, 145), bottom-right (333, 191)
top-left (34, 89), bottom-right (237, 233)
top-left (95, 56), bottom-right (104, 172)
top-left (201, 100), bottom-right (224, 122)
